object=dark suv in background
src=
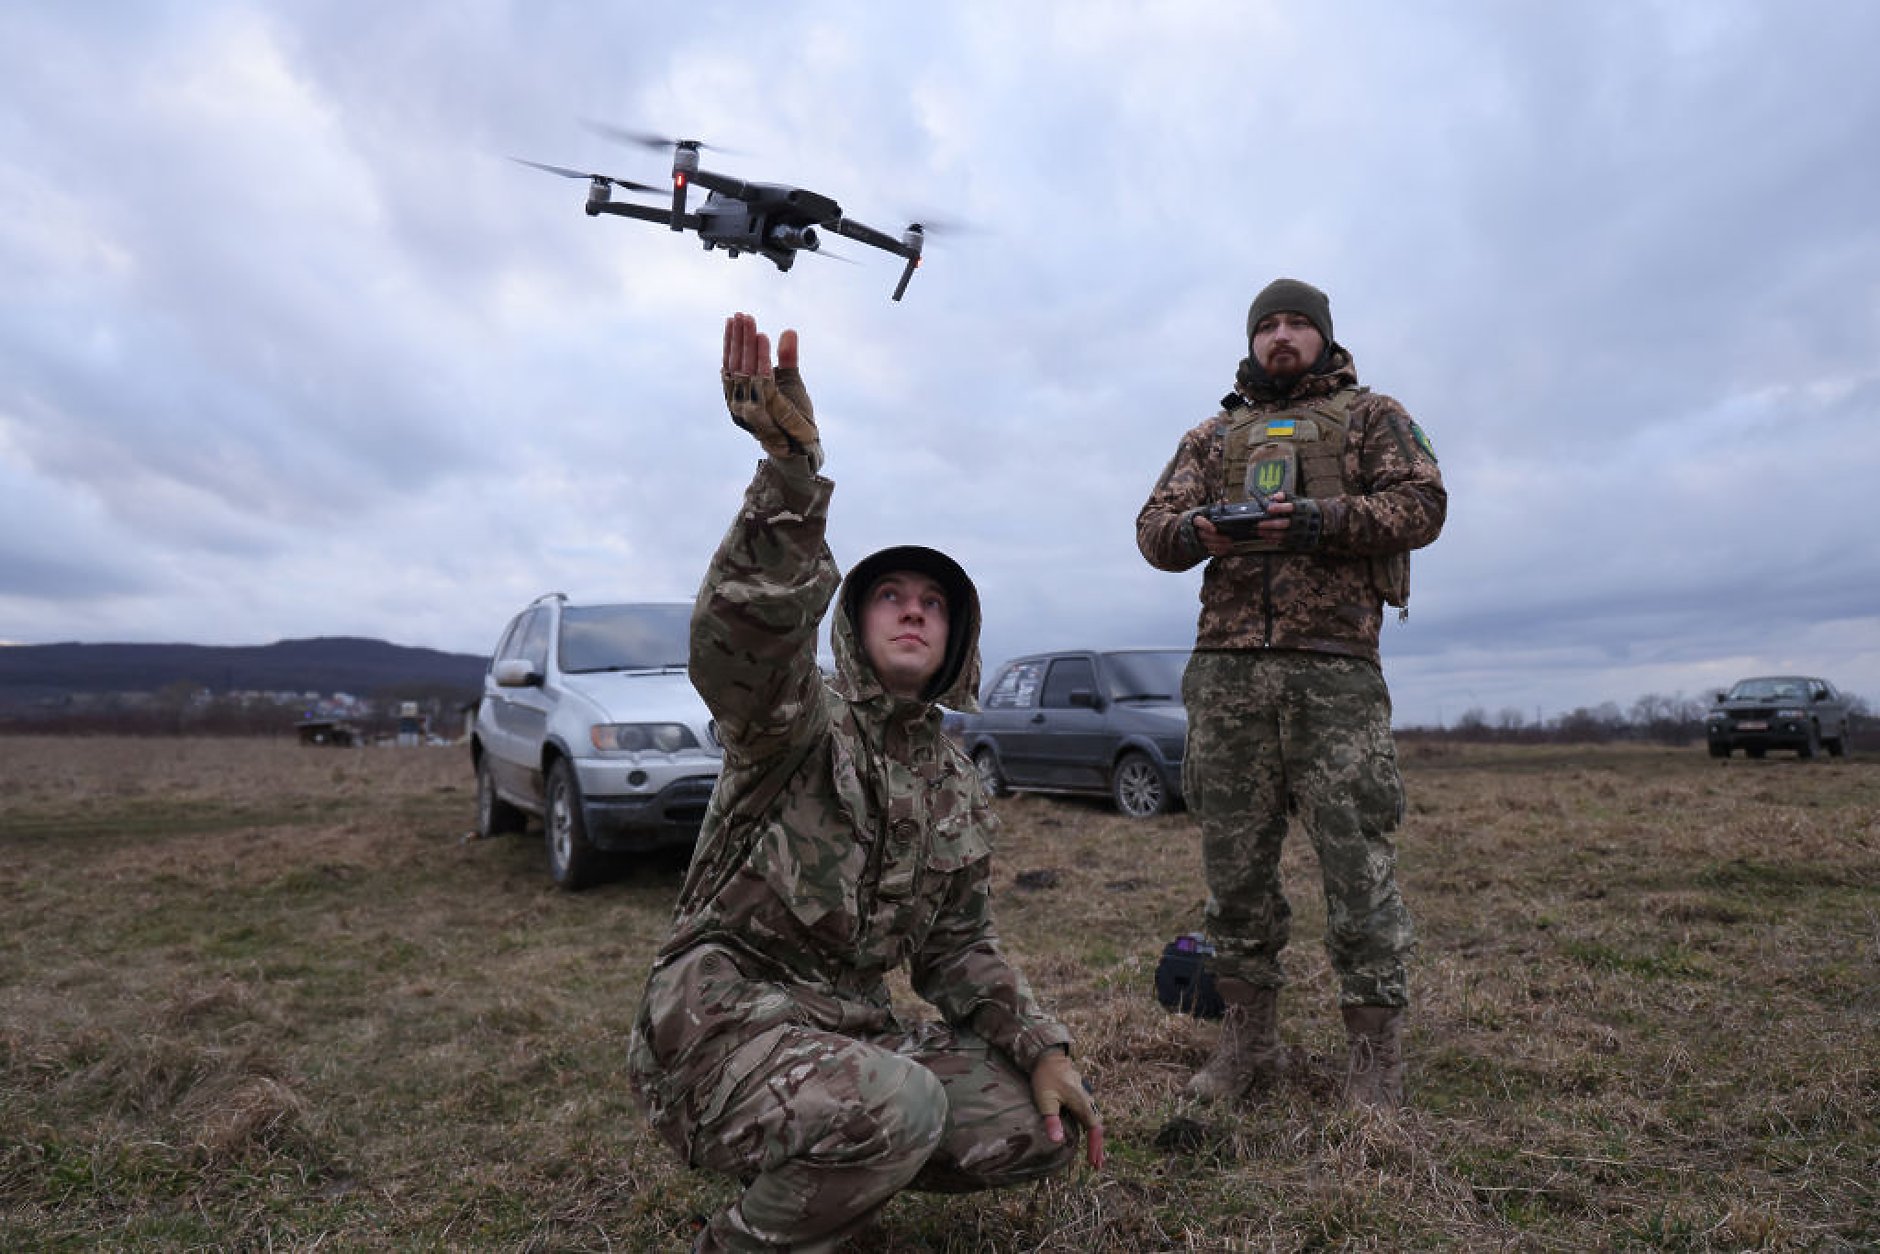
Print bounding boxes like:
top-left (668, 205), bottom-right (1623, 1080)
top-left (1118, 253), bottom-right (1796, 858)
top-left (471, 594), bottom-right (722, 888)
top-left (1706, 675), bottom-right (1851, 759)
top-left (956, 648), bottom-right (1189, 817)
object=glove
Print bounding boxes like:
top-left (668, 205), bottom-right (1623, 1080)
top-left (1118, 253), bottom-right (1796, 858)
top-left (1276, 498), bottom-right (1323, 550)
top-left (1179, 507), bottom-right (1212, 561)
top-left (1030, 1047), bottom-right (1105, 1169)
top-left (722, 366), bottom-right (820, 466)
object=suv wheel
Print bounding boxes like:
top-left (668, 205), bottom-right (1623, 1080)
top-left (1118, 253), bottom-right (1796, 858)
top-left (1798, 723), bottom-right (1820, 759)
top-left (476, 756), bottom-right (526, 838)
top-left (1826, 731), bottom-right (1848, 757)
top-left (1112, 752), bottom-right (1169, 818)
top-left (973, 747), bottom-right (1010, 798)
top-left (1708, 741), bottom-right (1730, 759)
top-left (546, 759), bottom-right (600, 890)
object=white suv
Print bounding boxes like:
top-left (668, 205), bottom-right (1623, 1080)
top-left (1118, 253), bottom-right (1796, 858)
top-left (471, 594), bottom-right (721, 889)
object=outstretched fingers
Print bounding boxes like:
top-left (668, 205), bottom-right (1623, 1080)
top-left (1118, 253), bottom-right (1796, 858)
top-left (723, 313), bottom-right (755, 375)
top-left (721, 312), bottom-right (778, 378)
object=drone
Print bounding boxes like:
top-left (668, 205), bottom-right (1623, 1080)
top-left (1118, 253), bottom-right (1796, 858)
top-left (516, 125), bottom-right (929, 300)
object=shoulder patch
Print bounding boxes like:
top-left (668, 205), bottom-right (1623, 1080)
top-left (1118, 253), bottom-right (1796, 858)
top-left (1410, 423), bottom-right (1437, 463)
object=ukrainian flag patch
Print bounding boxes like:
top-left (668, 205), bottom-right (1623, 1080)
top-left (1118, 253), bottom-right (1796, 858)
top-left (1264, 419), bottom-right (1297, 438)
top-left (1411, 423), bottom-right (1437, 462)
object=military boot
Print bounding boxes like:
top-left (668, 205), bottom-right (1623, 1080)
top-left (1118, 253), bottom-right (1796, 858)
top-left (1341, 1005), bottom-right (1405, 1110)
top-left (1185, 977), bottom-right (1283, 1102)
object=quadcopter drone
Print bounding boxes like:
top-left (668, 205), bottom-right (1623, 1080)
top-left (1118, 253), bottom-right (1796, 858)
top-left (516, 126), bottom-right (929, 300)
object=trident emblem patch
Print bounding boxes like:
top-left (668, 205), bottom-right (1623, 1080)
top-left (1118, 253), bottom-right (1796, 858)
top-left (1251, 457), bottom-right (1290, 496)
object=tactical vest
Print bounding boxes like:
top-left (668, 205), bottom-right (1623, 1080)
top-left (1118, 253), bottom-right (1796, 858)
top-left (1219, 387), bottom-right (1411, 615)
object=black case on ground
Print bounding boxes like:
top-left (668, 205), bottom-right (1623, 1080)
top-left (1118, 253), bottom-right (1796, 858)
top-left (1154, 933), bottom-right (1224, 1019)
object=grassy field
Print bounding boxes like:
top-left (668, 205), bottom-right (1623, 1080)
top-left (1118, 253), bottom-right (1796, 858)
top-left (2, 735), bottom-right (1876, 1251)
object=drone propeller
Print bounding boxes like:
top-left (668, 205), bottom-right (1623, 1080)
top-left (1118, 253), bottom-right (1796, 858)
top-left (579, 122), bottom-right (746, 230)
top-left (580, 121), bottom-right (741, 156)
top-left (893, 209), bottom-right (985, 239)
top-left (510, 157), bottom-right (663, 194)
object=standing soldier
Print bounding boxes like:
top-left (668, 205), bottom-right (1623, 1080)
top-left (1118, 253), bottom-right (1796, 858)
top-left (629, 314), bottom-right (1102, 1252)
top-left (1136, 278), bottom-right (1446, 1109)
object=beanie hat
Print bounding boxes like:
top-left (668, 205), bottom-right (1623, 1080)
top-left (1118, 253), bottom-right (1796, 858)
top-left (1245, 278), bottom-right (1333, 346)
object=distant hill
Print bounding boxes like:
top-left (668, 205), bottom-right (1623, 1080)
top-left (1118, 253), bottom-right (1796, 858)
top-left (0, 637), bottom-right (487, 707)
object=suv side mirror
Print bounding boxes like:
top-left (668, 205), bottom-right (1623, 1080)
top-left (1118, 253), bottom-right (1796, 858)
top-left (494, 658), bottom-right (541, 688)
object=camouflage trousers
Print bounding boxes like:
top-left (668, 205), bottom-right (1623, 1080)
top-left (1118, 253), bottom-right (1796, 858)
top-left (1181, 649), bottom-right (1414, 1006)
top-left (649, 1009), bottom-right (1076, 1251)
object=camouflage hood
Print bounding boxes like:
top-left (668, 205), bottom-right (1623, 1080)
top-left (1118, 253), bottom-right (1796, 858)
top-left (830, 544), bottom-right (983, 714)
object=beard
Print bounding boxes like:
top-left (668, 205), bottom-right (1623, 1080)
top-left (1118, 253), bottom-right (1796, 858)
top-left (1260, 348), bottom-right (1309, 383)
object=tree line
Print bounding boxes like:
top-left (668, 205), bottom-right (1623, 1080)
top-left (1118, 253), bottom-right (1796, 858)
top-left (0, 681), bottom-right (476, 739)
top-left (1407, 690), bottom-right (1876, 748)
top-left (7, 683), bottom-right (1874, 754)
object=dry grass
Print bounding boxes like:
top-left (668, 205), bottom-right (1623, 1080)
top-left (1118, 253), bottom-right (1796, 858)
top-left (2, 735), bottom-right (1876, 1250)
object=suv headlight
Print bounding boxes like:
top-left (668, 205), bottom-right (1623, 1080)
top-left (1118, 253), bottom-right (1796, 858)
top-left (590, 723), bottom-right (699, 753)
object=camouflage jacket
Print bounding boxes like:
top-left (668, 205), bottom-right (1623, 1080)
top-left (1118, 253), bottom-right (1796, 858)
top-left (1135, 347), bottom-right (1446, 663)
top-left (627, 457), bottom-right (1070, 1143)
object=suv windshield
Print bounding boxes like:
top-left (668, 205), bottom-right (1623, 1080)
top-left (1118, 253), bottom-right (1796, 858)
top-left (1104, 649), bottom-right (1189, 702)
top-left (1728, 679), bottom-right (1806, 701)
top-left (558, 604), bottom-right (693, 674)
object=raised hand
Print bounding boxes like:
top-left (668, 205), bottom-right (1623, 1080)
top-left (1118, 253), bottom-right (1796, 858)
top-left (721, 313), bottom-right (819, 464)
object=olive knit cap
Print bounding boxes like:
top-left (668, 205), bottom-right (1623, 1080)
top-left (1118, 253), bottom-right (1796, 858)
top-left (1246, 277), bottom-right (1333, 345)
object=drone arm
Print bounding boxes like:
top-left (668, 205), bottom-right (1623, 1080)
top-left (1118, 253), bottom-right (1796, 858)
top-left (593, 200), bottom-right (706, 231)
top-left (891, 255), bottom-right (920, 301)
top-left (828, 216), bottom-right (913, 258)
top-left (830, 217), bottom-right (922, 300)
top-left (688, 168), bottom-right (757, 201)
top-left (669, 174), bottom-right (687, 230)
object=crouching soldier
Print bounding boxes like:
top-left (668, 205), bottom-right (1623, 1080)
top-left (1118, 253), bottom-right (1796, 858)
top-left (628, 313), bottom-right (1103, 1252)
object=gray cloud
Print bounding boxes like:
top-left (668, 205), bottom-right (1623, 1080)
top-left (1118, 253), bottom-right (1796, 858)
top-left (2, 1), bottom-right (1876, 722)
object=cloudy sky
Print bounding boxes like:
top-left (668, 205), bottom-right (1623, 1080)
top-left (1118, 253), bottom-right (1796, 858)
top-left (3, 1), bottom-right (1877, 728)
